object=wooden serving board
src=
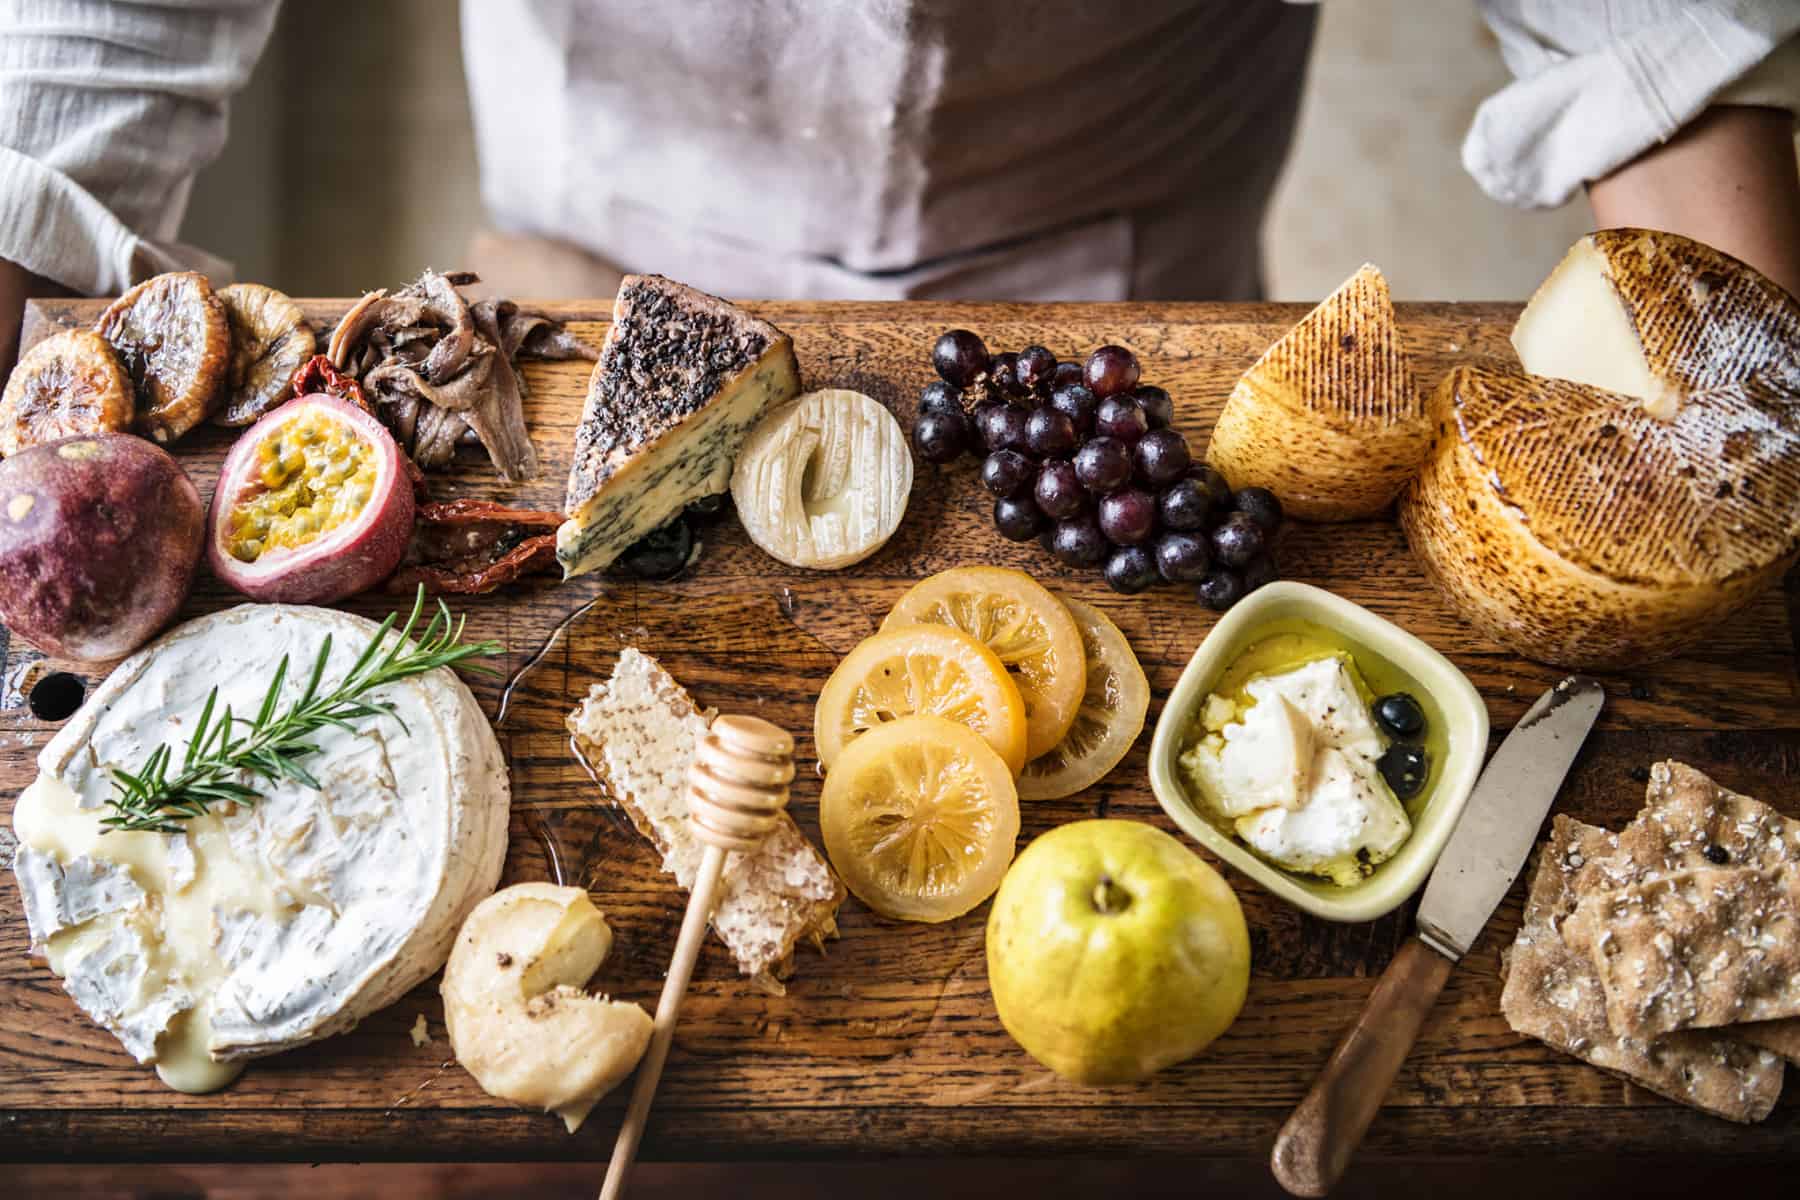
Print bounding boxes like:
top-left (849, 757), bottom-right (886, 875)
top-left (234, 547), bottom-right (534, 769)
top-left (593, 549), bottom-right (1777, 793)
top-left (1, 298), bottom-right (1796, 1165)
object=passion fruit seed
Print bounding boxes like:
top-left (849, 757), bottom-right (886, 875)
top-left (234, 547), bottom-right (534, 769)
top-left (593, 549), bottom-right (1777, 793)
top-left (227, 411), bottom-right (378, 562)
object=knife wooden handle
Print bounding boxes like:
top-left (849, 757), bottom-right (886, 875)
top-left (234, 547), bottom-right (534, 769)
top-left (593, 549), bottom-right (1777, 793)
top-left (1270, 936), bottom-right (1454, 1197)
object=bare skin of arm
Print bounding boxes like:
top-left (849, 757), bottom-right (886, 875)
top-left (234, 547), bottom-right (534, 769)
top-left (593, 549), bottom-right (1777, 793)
top-left (0, 258), bottom-right (37, 380)
top-left (1589, 105), bottom-right (1800, 297)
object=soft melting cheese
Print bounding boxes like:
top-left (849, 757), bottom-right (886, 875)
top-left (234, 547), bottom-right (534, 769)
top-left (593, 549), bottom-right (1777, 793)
top-left (9, 605), bottom-right (510, 1091)
top-left (1181, 656), bottom-right (1410, 886)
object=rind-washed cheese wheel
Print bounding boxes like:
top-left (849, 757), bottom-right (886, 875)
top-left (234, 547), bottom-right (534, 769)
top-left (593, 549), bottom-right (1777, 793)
top-left (1207, 263), bottom-right (1426, 521)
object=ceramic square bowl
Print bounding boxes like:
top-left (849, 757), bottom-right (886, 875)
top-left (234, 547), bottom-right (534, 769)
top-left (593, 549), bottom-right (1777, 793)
top-left (1147, 581), bottom-right (1488, 923)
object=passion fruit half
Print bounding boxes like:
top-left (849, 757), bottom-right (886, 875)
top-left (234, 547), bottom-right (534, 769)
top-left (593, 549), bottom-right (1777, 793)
top-left (208, 393), bottom-right (414, 603)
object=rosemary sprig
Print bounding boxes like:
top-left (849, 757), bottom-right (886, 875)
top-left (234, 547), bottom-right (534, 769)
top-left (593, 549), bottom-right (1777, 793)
top-left (101, 587), bottom-right (503, 835)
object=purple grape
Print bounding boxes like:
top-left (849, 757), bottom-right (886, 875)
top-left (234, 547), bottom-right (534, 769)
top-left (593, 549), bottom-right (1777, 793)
top-left (978, 403), bottom-right (1030, 454)
top-left (1050, 514), bottom-right (1108, 567)
top-left (1133, 385), bottom-right (1174, 429)
top-left (1153, 531), bottom-right (1211, 583)
top-left (919, 380), bottom-right (963, 418)
top-left (1187, 463), bottom-right (1234, 509)
top-left (1025, 407), bottom-right (1077, 458)
top-left (990, 351), bottom-right (1027, 399)
top-left (1232, 486), bottom-right (1284, 533)
top-left (1103, 546), bottom-right (1160, 595)
top-left (1158, 478), bottom-right (1213, 531)
top-left (1016, 345), bottom-right (1057, 394)
top-left (1240, 554), bottom-right (1278, 594)
top-left (1196, 568), bottom-right (1246, 612)
top-left (912, 410), bottom-right (969, 464)
top-left (1051, 360), bottom-right (1084, 391)
top-left (981, 449), bottom-right (1034, 498)
top-left (1073, 436), bottom-right (1132, 494)
top-left (994, 495), bottom-right (1047, 542)
top-left (933, 329), bottom-right (990, 388)
top-left (1094, 395), bottom-right (1149, 443)
top-left (1097, 488), bottom-right (1156, 546)
top-left (1134, 428), bottom-right (1192, 487)
top-left (1037, 525), bottom-right (1059, 556)
top-left (1048, 383), bottom-right (1097, 435)
top-left (1211, 512), bottom-right (1267, 566)
top-left (1034, 459), bottom-right (1086, 519)
top-left (1084, 344), bottom-right (1141, 398)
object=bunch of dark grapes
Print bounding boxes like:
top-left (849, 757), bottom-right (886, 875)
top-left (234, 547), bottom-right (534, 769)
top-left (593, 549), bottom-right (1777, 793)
top-left (911, 329), bottom-right (1283, 609)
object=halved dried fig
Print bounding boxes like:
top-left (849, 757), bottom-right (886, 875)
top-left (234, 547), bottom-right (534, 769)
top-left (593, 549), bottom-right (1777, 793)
top-left (0, 329), bottom-right (134, 457)
top-left (94, 271), bottom-right (229, 444)
top-left (215, 282), bottom-right (315, 426)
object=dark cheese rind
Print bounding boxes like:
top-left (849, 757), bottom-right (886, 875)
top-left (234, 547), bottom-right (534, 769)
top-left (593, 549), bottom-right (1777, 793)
top-left (556, 275), bottom-right (799, 578)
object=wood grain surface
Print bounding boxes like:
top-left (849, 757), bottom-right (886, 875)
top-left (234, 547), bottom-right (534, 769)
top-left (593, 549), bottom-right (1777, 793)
top-left (1, 297), bottom-right (1795, 1167)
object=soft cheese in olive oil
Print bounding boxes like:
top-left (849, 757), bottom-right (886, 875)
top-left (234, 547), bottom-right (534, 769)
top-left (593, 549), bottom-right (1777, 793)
top-left (1177, 618), bottom-right (1444, 885)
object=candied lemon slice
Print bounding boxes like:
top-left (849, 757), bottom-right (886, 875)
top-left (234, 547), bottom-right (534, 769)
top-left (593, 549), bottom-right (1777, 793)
top-left (881, 566), bottom-right (1086, 761)
top-left (1019, 596), bottom-right (1150, 800)
top-left (815, 625), bottom-right (1027, 773)
top-left (821, 714), bottom-right (1020, 922)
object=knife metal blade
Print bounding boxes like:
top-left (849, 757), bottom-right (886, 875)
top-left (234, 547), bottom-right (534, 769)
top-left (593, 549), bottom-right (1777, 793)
top-left (1415, 676), bottom-right (1605, 961)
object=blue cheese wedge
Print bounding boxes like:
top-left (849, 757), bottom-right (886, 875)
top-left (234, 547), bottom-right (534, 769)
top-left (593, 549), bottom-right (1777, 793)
top-left (9, 605), bottom-right (510, 1093)
top-left (1181, 655), bottom-right (1409, 886)
top-left (557, 275), bottom-right (801, 578)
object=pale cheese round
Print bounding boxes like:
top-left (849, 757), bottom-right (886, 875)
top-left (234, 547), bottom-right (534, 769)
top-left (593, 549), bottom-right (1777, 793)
top-left (11, 604), bottom-right (510, 1090)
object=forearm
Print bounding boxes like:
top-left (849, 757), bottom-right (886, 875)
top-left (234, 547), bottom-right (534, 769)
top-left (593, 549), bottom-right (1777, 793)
top-left (1589, 105), bottom-right (1800, 298)
top-left (1, 259), bottom-right (37, 381)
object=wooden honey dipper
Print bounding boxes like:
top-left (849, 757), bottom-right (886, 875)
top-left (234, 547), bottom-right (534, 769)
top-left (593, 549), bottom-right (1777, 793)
top-left (599, 714), bottom-right (795, 1200)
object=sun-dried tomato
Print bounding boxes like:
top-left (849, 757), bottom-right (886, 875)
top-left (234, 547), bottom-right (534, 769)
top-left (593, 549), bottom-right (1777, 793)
top-left (288, 354), bottom-right (375, 415)
top-left (386, 499), bottom-right (563, 595)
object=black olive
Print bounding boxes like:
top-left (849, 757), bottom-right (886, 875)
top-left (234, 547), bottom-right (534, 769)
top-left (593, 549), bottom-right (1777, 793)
top-left (685, 492), bottom-right (729, 521)
top-left (28, 672), bottom-right (86, 722)
top-left (619, 517), bottom-right (694, 580)
top-left (1378, 744), bottom-right (1429, 800)
top-left (1373, 693), bottom-right (1426, 739)
top-left (1704, 843), bottom-right (1730, 865)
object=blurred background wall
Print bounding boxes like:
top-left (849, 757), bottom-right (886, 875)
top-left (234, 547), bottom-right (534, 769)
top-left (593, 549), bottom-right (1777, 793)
top-left (182, 0), bottom-right (1599, 302)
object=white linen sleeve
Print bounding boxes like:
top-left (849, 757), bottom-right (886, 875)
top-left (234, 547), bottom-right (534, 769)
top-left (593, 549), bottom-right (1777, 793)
top-left (1466, 1), bottom-right (1800, 209)
top-left (0, 0), bottom-right (280, 293)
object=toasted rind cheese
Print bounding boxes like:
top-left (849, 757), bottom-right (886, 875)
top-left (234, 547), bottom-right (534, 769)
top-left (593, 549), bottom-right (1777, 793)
top-left (1514, 229), bottom-right (1800, 419)
top-left (1401, 364), bottom-right (1800, 669)
top-left (557, 275), bottom-right (800, 578)
top-left (10, 605), bottom-right (510, 1090)
top-left (567, 648), bottom-right (842, 989)
top-left (1207, 263), bottom-right (1426, 520)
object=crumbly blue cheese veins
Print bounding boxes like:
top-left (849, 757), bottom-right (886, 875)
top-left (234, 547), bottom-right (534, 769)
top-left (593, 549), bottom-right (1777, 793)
top-left (9, 604), bottom-right (510, 1093)
top-left (1182, 655), bottom-right (1410, 885)
top-left (557, 275), bottom-right (800, 578)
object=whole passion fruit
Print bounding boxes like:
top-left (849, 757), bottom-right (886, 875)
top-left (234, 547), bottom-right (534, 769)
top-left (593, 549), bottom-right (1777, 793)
top-left (0, 433), bottom-right (203, 662)
top-left (208, 393), bottom-right (414, 603)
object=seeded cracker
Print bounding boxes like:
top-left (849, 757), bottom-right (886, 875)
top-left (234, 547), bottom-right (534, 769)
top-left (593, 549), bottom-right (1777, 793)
top-left (567, 648), bottom-right (843, 992)
top-left (1499, 816), bottom-right (1782, 1123)
top-left (1564, 763), bottom-right (1800, 1048)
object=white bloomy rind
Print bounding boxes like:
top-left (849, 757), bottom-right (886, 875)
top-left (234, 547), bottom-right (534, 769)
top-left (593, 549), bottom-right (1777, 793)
top-left (10, 604), bottom-right (509, 1092)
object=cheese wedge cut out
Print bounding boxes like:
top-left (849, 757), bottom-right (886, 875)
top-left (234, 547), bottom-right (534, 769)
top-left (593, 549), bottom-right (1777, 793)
top-left (10, 605), bottom-right (510, 1091)
top-left (557, 274), bottom-right (800, 578)
top-left (441, 884), bottom-right (652, 1132)
top-left (1207, 263), bottom-right (1425, 521)
top-left (1404, 230), bottom-right (1800, 669)
top-left (1514, 229), bottom-right (1800, 420)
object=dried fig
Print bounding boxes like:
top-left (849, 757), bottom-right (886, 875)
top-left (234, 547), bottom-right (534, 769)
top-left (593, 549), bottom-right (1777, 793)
top-left (94, 270), bottom-right (229, 444)
top-left (215, 282), bottom-right (315, 426)
top-left (0, 329), bottom-right (134, 457)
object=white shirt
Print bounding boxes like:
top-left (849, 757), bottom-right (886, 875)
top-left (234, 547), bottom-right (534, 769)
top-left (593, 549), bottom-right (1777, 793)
top-left (0, 0), bottom-right (1795, 301)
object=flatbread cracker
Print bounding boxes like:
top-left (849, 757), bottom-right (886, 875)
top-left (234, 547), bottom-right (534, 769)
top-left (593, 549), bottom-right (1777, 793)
top-left (1563, 864), bottom-right (1800, 1038)
top-left (1498, 816), bottom-right (1783, 1124)
top-left (1595, 763), bottom-right (1800, 1044)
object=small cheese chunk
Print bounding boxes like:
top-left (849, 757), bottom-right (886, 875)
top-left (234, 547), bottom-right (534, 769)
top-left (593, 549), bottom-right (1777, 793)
top-left (1205, 694), bottom-right (1314, 817)
top-left (1235, 746), bottom-right (1411, 886)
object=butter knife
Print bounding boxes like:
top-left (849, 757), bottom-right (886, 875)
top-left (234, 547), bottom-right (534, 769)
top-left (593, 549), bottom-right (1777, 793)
top-left (1270, 676), bottom-right (1605, 1197)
